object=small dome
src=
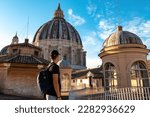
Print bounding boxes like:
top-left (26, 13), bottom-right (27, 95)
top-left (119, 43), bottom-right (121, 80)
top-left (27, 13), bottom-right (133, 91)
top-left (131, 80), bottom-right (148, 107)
top-left (0, 46), bottom-right (9, 55)
top-left (33, 4), bottom-right (82, 46)
top-left (1, 33), bottom-right (19, 55)
top-left (103, 26), bottom-right (143, 47)
top-left (0, 38), bottom-right (41, 55)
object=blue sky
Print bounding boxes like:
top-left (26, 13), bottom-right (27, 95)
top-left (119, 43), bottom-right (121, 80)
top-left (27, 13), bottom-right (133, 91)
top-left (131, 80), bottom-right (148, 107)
top-left (1, 0), bottom-right (150, 68)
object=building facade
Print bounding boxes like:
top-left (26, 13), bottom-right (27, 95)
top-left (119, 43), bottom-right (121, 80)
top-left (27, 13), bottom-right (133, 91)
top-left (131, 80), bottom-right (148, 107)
top-left (71, 67), bottom-right (103, 90)
top-left (0, 35), bottom-right (49, 98)
top-left (0, 4), bottom-right (86, 98)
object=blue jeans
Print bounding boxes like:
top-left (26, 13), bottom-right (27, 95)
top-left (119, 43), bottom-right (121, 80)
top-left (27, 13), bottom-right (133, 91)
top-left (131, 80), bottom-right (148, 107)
top-left (46, 94), bottom-right (57, 100)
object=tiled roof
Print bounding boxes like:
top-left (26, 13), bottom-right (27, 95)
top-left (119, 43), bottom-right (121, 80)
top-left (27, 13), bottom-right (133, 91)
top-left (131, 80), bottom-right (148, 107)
top-left (0, 42), bottom-right (41, 55)
top-left (9, 43), bottom-right (42, 50)
top-left (0, 55), bottom-right (49, 65)
top-left (0, 56), bottom-right (9, 62)
top-left (72, 67), bottom-right (103, 79)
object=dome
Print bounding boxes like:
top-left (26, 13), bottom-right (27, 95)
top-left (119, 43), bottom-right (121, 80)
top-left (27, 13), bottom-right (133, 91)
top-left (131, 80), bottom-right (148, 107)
top-left (33, 4), bottom-right (82, 46)
top-left (103, 26), bottom-right (143, 47)
top-left (0, 45), bottom-right (9, 55)
top-left (0, 38), bottom-right (41, 55)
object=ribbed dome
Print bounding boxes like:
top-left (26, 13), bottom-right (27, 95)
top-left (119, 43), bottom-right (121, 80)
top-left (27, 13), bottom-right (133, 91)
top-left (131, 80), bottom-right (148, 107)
top-left (103, 26), bottom-right (143, 47)
top-left (33, 4), bottom-right (82, 46)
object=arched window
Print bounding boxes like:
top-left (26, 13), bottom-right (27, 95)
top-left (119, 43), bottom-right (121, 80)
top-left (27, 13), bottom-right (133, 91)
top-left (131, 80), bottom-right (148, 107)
top-left (61, 73), bottom-right (70, 91)
top-left (104, 63), bottom-right (117, 90)
top-left (130, 61), bottom-right (149, 87)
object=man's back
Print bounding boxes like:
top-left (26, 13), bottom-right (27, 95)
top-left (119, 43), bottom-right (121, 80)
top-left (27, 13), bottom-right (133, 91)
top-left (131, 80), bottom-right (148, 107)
top-left (48, 62), bottom-right (61, 96)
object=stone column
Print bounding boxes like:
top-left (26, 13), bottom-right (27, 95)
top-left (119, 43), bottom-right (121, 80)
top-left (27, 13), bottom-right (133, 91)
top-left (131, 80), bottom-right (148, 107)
top-left (71, 47), bottom-right (74, 65)
top-left (83, 51), bottom-right (86, 67)
top-left (80, 49), bottom-right (84, 66)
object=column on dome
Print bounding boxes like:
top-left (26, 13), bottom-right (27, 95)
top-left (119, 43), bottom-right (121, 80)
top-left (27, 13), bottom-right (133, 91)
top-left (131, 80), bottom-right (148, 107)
top-left (58, 20), bottom-right (62, 40)
top-left (68, 25), bottom-right (73, 64)
top-left (45, 48), bottom-right (48, 60)
top-left (83, 51), bottom-right (86, 67)
top-left (67, 47), bottom-right (71, 64)
top-left (48, 45), bottom-right (51, 60)
top-left (80, 50), bottom-right (84, 66)
top-left (58, 38), bottom-right (63, 57)
top-left (61, 47), bottom-right (71, 63)
top-left (73, 49), bottom-right (76, 65)
top-left (74, 49), bottom-right (77, 65)
top-left (77, 49), bottom-right (81, 65)
top-left (43, 48), bottom-right (46, 59)
top-left (70, 47), bottom-right (74, 65)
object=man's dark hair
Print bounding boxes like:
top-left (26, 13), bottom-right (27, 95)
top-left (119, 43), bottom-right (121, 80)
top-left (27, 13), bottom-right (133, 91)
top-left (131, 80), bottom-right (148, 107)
top-left (51, 50), bottom-right (60, 60)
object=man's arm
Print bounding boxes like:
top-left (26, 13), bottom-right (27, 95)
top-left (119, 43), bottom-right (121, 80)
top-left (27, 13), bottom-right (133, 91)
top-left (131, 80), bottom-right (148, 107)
top-left (53, 74), bottom-right (61, 99)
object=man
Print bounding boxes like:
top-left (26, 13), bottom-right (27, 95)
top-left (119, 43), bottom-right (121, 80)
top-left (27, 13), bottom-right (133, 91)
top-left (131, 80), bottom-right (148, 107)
top-left (46, 50), bottom-right (61, 100)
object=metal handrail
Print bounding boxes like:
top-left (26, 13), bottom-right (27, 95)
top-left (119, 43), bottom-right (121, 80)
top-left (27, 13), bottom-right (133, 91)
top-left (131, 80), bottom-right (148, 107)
top-left (69, 87), bottom-right (150, 100)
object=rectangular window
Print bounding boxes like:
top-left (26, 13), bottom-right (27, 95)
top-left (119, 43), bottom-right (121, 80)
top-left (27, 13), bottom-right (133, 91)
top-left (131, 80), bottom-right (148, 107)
top-left (13, 49), bottom-right (18, 54)
top-left (34, 51), bottom-right (39, 56)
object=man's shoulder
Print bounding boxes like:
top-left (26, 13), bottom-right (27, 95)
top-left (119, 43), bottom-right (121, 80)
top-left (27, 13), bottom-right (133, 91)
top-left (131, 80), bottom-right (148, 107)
top-left (51, 63), bottom-right (59, 68)
top-left (49, 62), bottom-right (59, 71)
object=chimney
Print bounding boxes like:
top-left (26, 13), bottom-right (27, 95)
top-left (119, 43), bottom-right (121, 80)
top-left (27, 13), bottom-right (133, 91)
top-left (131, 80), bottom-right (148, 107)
top-left (25, 38), bottom-right (29, 44)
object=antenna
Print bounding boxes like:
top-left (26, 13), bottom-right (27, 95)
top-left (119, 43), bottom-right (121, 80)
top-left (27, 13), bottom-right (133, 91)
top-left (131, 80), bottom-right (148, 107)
top-left (116, 0), bottom-right (121, 26)
top-left (15, 32), bottom-right (17, 36)
top-left (26, 17), bottom-right (29, 38)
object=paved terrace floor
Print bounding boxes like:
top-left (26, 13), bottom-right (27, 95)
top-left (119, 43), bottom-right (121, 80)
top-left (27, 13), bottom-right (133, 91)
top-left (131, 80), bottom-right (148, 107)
top-left (0, 93), bottom-right (68, 100)
top-left (70, 88), bottom-right (104, 96)
top-left (0, 93), bottom-right (41, 100)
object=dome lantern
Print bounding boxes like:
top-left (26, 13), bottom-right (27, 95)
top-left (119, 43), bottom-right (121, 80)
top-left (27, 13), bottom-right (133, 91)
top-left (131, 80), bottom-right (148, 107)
top-left (54, 3), bottom-right (64, 18)
top-left (117, 25), bottom-right (122, 31)
top-left (11, 33), bottom-right (19, 44)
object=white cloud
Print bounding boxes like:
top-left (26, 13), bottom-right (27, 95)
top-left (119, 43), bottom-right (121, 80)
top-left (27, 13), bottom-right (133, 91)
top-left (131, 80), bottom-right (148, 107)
top-left (68, 9), bottom-right (73, 15)
top-left (123, 17), bottom-right (150, 48)
top-left (86, 3), bottom-right (97, 17)
top-left (83, 31), bottom-right (97, 46)
top-left (82, 31), bottom-right (103, 68)
top-left (96, 17), bottom-right (150, 48)
top-left (98, 19), bottom-right (115, 40)
top-left (83, 31), bottom-right (102, 52)
top-left (86, 0), bottom-right (117, 21)
top-left (67, 9), bottom-right (85, 26)
top-left (86, 57), bottom-right (102, 69)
